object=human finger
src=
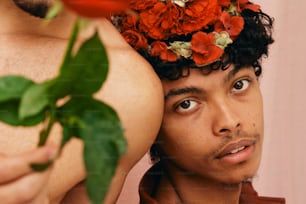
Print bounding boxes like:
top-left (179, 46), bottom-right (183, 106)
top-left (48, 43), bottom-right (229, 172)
top-left (0, 167), bottom-right (52, 204)
top-left (0, 144), bottom-right (57, 184)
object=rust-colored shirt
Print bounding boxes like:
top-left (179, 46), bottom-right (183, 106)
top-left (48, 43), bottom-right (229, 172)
top-left (139, 163), bottom-right (285, 204)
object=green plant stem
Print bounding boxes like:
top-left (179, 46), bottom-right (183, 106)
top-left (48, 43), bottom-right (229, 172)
top-left (62, 19), bottom-right (80, 64)
top-left (38, 104), bottom-right (56, 147)
top-left (37, 18), bottom-right (80, 147)
top-left (31, 105), bottom-right (57, 171)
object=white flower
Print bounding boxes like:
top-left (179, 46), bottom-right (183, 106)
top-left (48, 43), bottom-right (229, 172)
top-left (171, 0), bottom-right (190, 8)
top-left (169, 41), bottom-right (192, 58)
top-left (214, 31), bottom-right (233, 49)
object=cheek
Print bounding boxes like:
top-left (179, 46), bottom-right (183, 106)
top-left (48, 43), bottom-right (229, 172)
top-left (158, 121), bottom-right (213, 161)
top-left (246, 92), bottom-right (264, 131)
top-left (159, 111), bottom-right (214, 150)
top-left (158, 124), bottom-right (185, 155)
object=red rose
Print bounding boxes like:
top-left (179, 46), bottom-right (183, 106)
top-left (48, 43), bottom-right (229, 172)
top-left (150, 41), bottom-right (178, 62)
top-left (129, 0), bottom-right (159, 10)
top-left (121, 14), bottom-right (138, 31)
top-left (139, 2), bottom-right (179, 40)
top-left (191, 32), bottom-right (223, 66)
top-left (61, 0), bottom-right (130, 18)
top-left (122, 30), bottom-right (148, 50)
top-left (237, 0), bottom-right (260, 12)
top-left (218, 0), bottom-right (231, 7)
top-left (150, 41), bottom-right (168, 57)
top-left (160, 50), bottom-right (178, 62)
top-left (180, 0), bottom-right (220, 34)
top-left (214, 11), bottom-right (244, 40)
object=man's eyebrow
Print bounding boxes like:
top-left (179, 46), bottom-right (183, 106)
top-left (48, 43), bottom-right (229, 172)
top-left (224, 67), bottom-right (252, 83)
top-left (224, 68), bottom-right (239, 83)
top-left (164, 87), bottom-right (203, 100)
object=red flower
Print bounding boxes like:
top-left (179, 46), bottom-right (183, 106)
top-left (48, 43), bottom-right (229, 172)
top-left (237, 0), bottom-right (260, 12)
top-left (191, 32), bottom-right (223, 66)
top-left (61, 0), bottom-right (130, 18)
top-left (180, 0), bottom-right (221, 34)
top-left (114, 0), bottom-right (262, 67)
top-left (122, 30), bottom-right (148, 50)
top-left (139, 2), bottom-right (179, 40)
top-left (218, 0), bottom-right (231, 7)
top-left (120, 14), bottom-right (138, 31)
top-left (151, 41), bottom-right (178, 62)
top-left (129, 0), bottom-right (159, 10)
top-left (214, 11), bottom-right (244, 40)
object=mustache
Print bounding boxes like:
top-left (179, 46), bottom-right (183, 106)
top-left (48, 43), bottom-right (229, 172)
top-left (210, 130), bottom-right (261, 157)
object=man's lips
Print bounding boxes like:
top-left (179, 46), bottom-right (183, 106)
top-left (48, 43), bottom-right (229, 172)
top-left (216, 139), bottom-right (256, 159)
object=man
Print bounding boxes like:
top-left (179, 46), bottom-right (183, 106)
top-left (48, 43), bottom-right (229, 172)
top-left (114, 0), bottom-right (286, 203)
top-left (0, 0), bottom-right (164, 203)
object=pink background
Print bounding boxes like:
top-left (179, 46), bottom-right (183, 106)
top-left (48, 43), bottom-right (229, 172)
top-left (118, 1), bottom-right (306, 203)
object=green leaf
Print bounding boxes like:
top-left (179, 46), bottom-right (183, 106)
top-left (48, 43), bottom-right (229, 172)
top-left (60, 126), bottom-right (76, 149)
top-left (51, 31), bottom-right (108, 99)
top-left (57, 97), bottom-right (126, 204)
top-left (67, 32), bottom-right (109, 96)
top-left (0, 75), bottom-right (34, 103)
top-left (0, 76), bottom-right (45, 126)
top-left (57, 103), bottom-right (83, 148)
top-left (0, 100), bottom-right (45, 126)
top-left (19, 81), bottom-right (52, 120)
top-left (60, 117), bottom-right (82, 149)
top-left (80, 105), bottom-right (126, 204)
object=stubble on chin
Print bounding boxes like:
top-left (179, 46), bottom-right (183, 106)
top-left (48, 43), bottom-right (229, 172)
top-left (12, 0), bottom-right (53, 18)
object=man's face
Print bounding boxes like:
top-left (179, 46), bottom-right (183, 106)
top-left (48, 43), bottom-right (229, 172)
top-left (158, 66), bottom-right (264, 184)
top-left (12, 0), bottom-right (53, 18)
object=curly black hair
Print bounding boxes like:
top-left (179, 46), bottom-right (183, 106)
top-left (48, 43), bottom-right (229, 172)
top-left (139, 9), bottom-right (274, 81)
top-left (147, 8), bottom-right (274, 162)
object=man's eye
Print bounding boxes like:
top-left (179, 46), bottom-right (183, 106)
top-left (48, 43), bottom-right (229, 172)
top-left (232, 79), bottom-right (250, 92)
top-left (176, 100), bottom-right (197, 113)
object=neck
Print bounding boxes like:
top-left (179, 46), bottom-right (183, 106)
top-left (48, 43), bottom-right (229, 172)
top-left (0, 0), bottom-right (76, 40)
top-left (162, 162), bottom-right (242, 204)
top-left (0, 0), bottom-right (78, 78)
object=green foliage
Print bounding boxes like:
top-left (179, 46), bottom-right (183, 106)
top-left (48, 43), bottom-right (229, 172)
top-left (54, 32), bottom-right (108, 97)
top-left (0, 75), bottom-right (33, 102)
top-left (0, 76), bottom-right (45, 126)
top-left (0, 20), bottom-right (126, 204)
top-left (58, 97), bottom-right (126, 204)
top-left (19, 81), bottom-right (52, 120)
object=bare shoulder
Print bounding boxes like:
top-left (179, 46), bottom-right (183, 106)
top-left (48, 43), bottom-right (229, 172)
top-left (96, 18), bottom-right (163, 109)
top-left (96, 19), bottom-right (164, 166)
top-left (61, 20), bottom-right (164, 204)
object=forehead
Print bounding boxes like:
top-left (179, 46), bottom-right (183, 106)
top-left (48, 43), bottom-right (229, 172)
top-left (162, 66), bottom-right (255, 97)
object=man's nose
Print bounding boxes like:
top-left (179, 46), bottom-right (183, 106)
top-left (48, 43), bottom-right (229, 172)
top-left (211, 99), bottom-right (241, 137)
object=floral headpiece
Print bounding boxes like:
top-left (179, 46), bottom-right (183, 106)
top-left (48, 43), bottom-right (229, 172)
top-left (113, 0), bottom-right (260, 66)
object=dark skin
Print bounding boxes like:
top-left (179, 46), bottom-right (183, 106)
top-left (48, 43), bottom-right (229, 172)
top-left (154, 66), bottom-right (264, 203)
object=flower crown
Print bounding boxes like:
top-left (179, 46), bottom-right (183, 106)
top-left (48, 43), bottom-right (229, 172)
top-left (113, 0), bottom-right (260, 67)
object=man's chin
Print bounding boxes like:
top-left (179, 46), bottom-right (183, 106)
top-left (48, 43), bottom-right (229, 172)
top-left (221, 171), bottom-right (257, 185)
top-left (12, 0), bottom-right (53, 18)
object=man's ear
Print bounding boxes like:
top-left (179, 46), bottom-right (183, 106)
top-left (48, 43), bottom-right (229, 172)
top-left (149, 132), bottom-right (164, 163)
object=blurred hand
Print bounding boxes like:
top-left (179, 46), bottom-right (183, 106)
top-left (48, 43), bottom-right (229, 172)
top-left (0, 144), bottom-right (57, 204)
